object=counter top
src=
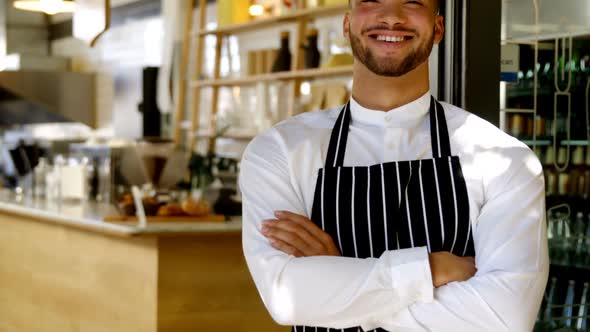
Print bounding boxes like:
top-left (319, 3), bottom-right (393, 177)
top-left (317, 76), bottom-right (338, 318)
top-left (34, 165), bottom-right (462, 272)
top-left (0, 190), bottom-right (242, 237)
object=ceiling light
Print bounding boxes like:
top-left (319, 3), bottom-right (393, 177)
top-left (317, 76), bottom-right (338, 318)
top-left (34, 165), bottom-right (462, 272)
top-left (249, 4), bottom-right (264, 17)
top-left (14, 0), bottom-right (76, 16)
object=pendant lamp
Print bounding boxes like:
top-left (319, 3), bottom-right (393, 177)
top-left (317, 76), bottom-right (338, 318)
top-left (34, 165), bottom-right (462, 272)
top-left (13, 0), bottom-right (76, 15)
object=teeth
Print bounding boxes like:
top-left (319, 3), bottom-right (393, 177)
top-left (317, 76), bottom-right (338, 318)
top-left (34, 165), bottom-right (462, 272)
top-left (376, 35), bottom-right (405, 43)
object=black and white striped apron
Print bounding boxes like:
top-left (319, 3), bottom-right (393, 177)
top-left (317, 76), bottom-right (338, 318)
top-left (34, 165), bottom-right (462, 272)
top-left (293, 97), bottom-right (475, 332)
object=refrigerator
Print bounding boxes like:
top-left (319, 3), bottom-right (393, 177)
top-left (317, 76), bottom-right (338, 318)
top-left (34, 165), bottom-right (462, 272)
top-left (443, 0), bottom-right (590, 329)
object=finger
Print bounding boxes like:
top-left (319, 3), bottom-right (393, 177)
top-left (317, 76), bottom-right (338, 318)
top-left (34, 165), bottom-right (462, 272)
top-left (263, 224), bottom-right (313, 255)
top-left (274, 211), bottom-right (331, 243)
top-left (274, 211), bottom-right (319, 231)
top-left (273, 220), bottom-right (323, 248)
top-left (265, 219), bottom-right (325, 252)
top-left (268, 237), bottom-right (304, 257)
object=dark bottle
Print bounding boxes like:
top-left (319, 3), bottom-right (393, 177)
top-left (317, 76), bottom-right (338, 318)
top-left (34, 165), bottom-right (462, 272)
top-left (271, 31), bottom-right (292, 72)
top-left (303, 28), bottom-right (321, 69)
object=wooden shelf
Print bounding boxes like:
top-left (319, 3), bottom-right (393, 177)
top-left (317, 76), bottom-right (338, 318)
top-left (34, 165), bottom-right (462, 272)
top-left (190, 65), bottom-right (353, 88)
top-left (179, 1), bottom-right (350, 150)
top-left (195, 5), bottom-right (348, 36)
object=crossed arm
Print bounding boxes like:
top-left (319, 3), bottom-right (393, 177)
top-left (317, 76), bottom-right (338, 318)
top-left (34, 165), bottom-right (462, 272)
top-left (262, 210), bottom-right (476, 288)
top-left (240, 133), bottom-right (549, 331)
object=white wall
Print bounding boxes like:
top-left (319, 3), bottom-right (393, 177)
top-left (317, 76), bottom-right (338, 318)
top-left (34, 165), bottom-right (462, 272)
top-left (6, 4), bottom-right (48, 56)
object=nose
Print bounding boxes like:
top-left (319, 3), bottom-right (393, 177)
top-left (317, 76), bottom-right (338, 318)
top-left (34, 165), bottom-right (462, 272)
top-left (375, 1), bottom-right (408, 27)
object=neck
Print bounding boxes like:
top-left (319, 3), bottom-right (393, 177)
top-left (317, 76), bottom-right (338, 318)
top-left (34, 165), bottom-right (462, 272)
top-left (351, 61), bottom-right (430, 111)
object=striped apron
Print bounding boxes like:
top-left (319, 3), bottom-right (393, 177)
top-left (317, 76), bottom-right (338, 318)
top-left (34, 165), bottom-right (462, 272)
top-left (293, 97), bottom-right (475, 332)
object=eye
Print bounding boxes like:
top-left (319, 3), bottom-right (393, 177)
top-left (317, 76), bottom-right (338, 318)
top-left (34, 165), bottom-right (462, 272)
top-left (360, 0), bottom-right (378, 3)
top-left (406, 0), bottom-right (424, 5)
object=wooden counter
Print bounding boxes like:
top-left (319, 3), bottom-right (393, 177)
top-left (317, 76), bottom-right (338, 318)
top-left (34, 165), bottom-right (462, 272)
top-left (0, 192), bottom-right (288, 332)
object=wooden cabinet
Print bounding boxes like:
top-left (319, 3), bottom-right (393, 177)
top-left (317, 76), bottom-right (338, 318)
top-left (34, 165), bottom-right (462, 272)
top-left (0, 210), bottom-right (286, 332)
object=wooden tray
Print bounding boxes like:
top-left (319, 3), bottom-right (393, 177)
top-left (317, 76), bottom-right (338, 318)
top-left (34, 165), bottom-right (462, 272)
top-left (103, 215), bottom-right (227, 223)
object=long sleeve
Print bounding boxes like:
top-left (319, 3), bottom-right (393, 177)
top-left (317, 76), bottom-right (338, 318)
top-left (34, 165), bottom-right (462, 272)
top-left (240, 128), bottom-right (435, 328)
top-left (368, 146), bottom-right (550, 332)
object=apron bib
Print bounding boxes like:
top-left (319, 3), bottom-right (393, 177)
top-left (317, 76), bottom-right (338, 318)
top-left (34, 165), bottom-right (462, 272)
top-left (294, 98), bottom-right (475, 332)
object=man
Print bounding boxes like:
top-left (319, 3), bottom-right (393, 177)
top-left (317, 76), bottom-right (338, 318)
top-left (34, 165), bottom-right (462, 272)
top-left (240, 0), bottom-right (549, 331)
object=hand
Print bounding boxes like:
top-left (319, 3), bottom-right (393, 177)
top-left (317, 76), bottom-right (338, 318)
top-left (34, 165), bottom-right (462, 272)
top-left (429, 252), bottom-right (477, 288)
top-left (261, 211), bottom-right (341, 257)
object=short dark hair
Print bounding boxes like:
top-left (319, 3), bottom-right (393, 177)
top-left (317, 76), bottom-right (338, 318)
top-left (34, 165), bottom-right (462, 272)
top-left (348, 0), bottom-right (440, 13)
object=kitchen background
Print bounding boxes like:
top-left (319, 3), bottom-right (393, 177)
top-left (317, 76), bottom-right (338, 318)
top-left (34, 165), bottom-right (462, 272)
top-left (0, 0), bottom-right (590, 331)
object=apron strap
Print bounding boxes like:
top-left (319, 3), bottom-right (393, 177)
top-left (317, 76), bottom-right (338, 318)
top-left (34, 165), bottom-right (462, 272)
top-left (325, 102), bottom-right (351, 168)
top-left (429, 97), bottom-right (452, 158)
top-left (325, 97), bottom-right (452, 167)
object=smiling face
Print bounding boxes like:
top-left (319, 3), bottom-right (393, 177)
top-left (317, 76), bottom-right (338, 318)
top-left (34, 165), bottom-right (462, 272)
top-left (345, 0), bottom-right (444, 77)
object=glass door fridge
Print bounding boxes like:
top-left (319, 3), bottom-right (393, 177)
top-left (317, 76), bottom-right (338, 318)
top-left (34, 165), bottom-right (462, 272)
top-left (500, 0), bottom-right (590, 330)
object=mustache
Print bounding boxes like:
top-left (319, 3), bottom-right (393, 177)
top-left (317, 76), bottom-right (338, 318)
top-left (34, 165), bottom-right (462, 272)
top-left (361, 25), bottom-right (417, 35)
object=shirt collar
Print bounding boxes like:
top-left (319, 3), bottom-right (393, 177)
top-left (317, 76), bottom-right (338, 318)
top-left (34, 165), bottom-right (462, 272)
top-left (349, 91), bottom-right (432, 127)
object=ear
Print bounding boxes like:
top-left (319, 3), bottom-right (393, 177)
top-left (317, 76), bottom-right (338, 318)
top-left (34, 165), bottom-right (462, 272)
top-left (433, 15), bottom-right (444, 45)
top-left (343, 12), bottom-right (351, 41)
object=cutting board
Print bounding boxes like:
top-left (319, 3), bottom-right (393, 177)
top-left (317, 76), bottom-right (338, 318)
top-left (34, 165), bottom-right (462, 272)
top-left (103, 215), bottom-right (226, 223)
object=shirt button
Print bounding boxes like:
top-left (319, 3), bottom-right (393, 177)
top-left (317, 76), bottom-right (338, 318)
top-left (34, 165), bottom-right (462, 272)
top-left (385, 115), bottom-right (392, 122)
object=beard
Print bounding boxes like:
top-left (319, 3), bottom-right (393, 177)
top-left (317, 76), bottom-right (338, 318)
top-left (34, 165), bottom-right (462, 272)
top-left (349, 25), bottom-right (435, 77)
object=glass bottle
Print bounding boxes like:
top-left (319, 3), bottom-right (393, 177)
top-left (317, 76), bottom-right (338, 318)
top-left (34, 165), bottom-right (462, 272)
top-left (46, 155), bottom-right (65, 202)
top-left (34, 157), bottom-right (48, 198)
top-left (573, 212), bottom-right (586, 266)
top-left (562, 280), bottom-right (576, 329)
top-left (553, 212), bottom-right (570, 265)
top-left (575, 231), bottom-right (586, 267)
top-left (303, 28), bottom-right (321, 69)
top-left (543, 277), bottom-right (558, 330)
top-left (577, 282), bottom-right (588, 332)
top-left (548, 210), bottom-right (557, 262)
top-left (584, 215), bottom-right (590, 267)
top-left (561, 213), bottom-right (573, 266)
top-left (574, 212), bottom-right (586, 236)
top-left (97, 157), bottom-right (112, 203)
top-left (271, 31), bottom-right (292, 72)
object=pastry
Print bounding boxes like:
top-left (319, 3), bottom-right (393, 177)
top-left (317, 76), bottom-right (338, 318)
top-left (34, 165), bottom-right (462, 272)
top-left (157, 202), bottom-right (186, 217)
top-left (181, 198), bottom-right (211, 217)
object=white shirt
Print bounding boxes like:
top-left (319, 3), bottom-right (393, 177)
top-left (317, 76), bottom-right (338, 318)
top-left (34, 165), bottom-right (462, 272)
top-left (239, 92), bottom-right (549, 331)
